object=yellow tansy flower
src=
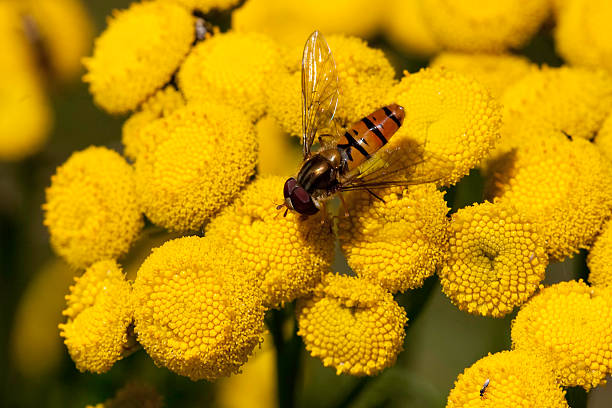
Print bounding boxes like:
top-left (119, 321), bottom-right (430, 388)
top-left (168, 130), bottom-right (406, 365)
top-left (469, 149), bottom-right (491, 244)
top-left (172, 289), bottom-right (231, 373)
top-left (83, 1), bottom-right (194, 114)
top-left (447, 350), bottom-right (568, 408)
top-left (135, 102), bottom-right (256, 232)
top-left (500, 66), bottom-right (612, 149)
top-left (43, 146), bottom-right (143, 268)
top-left (587, 220), bottom-right (612, 288)
top-left (384, 0), bottom-right (440, 57)
top-left (178, 31), bottom-right (283, 121)
top-left (269, 34), bottom-right (397, 137)
top-left (594, 111), bottom-right (612, 161)
top-left (86, 383), bottom-right (163, 408)
top-left (161, 0), bottom-right (239, 12)
top-left (385, 68), bottom-right (501, 187)
top-left (556, 0), bottom-right (612, 74)
top-left (60, 260), bottom-right (134, 374)
top-left (122, 86), bottom-right (185, 161)
top-left (338, 184), bottom-right (449, 293)
top-left (0, 2), bottom-right (51, 161)
top-left (256, 115), bottom-right (301, 177)
top-left (205, 176), bottom-right (334, 307)
top-left (487, 133), bottom-right (612, 260)
top-left (11, 258), bottom-right (73, 378)
top-left (297, 273), bottom-right (407, 376)
top-left (133, 236), bottom-right (266, 381)
top-left (420, 0), bottom-right (550, 52)
top-left (22, 0), bottom-right (93, 81)
top-left (511, 280), bottom-right (612, 390)
top-left (429, 52), bottom-right (534, 99)
top-left (439, 201), bottom-right (547, 317)
top-left (232, 0), bottom-right (382, 49)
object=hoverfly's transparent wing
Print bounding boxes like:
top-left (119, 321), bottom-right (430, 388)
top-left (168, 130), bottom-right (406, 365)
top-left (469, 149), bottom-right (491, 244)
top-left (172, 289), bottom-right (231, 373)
top-left (339, 139), bottom-right (451, 191)
top-left (302, 30), bottom-right (339, 159)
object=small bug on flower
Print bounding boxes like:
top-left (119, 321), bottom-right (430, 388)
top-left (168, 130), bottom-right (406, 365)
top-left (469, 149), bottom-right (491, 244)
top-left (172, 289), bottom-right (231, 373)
top-left (480, 378), bottom-right (490, 398)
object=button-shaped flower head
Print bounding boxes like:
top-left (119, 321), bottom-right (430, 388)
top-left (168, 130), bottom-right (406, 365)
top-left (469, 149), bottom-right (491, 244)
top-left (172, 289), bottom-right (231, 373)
top-left (205, 176), bottom-right (334, 308)
top-left (447, 350), bottom-right (568, 408)
top-left (386, 68), bottom-right (501, 187)
top-left (439, 201), bottom-right (547, 317)
top-left (59, 260), bottom-right (134, 374)
top-left (384, 0), bottom-right (440, 57)
top-left (43, 146), bottom-right (143, 268)
top-left (83, 1), bottom-right (194, 113)
top-left (132, 236), bottom-right (266, 381)
top-left (587, 220), bottom-right (612, 288)
top-left (512, 280), bottom-right (612, 390)
top-left (338, 184), bottom-right (449, 293)
top-left (178, 31), bottom-right (283, 121)
top-left (160, 0), bottom-right (240, 13)
top-left (297, 273), bottom-right (407, 376)
top-left (487, 133), bottom-right (612, 260)
top-left (556, 0), bottom-right (612, 74)
top-left (135, 102), bottom-right (257, 232)
top-left (86, 383), bottom-right (163, 408)
top-left (429, 52), bottom-right (534, 99)
top-left (420, 0), bottom-right (550, 52)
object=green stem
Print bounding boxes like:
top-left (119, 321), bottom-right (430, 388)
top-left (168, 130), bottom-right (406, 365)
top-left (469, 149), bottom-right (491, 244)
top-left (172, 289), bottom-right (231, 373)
top-left (266, 306), bottom-right (302, 408)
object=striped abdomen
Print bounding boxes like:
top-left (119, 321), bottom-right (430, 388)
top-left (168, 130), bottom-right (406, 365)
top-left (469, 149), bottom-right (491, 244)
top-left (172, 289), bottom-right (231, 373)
top-left (336, 104), bottom-right (405, 172)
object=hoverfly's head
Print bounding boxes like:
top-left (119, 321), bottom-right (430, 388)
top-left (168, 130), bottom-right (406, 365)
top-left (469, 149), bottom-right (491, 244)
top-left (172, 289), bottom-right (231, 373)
top-left (282, 177), bottom-right (319, 216)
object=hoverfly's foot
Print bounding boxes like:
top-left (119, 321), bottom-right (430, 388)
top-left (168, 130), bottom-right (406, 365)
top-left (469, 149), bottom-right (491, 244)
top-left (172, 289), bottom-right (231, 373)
top-left (338, 193), bottom-right (350, 217)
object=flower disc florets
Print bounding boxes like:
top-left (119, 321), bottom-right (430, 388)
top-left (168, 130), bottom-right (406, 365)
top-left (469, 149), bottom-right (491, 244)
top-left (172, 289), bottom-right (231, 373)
top-left (487, 133), bottom-right (612, 260)
top-left (439, 201), bottom-right (547, 317)
top-left (338, 184), bottom-right (449, 293)
top-left (133, 236), bottom-right (266, 381)
top-left (587, 220), bottom-right (612, 288)
top-left (135, 102), bottom-right (257, 232)
top-left (83, 1), bottom-right (194, 113)
top-left (59, 260), bottom-right (134, 374)
top-left (386, 68), bottom-right (501, 187)
top-left (297, 273), bottom-right (407, 376)
top-left (43, 146), bottom-right (143, 268)
top-left (205, 176), bottom-right (334, 307)
top-left (447, 350), bottom-right (568, 408)
top-left (512, 280), bottom-right (612, 390)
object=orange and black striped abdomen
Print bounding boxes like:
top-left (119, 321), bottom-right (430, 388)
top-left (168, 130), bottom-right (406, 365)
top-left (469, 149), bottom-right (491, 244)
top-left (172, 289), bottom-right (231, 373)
top-left (336, 103), bottom-right (405, 172)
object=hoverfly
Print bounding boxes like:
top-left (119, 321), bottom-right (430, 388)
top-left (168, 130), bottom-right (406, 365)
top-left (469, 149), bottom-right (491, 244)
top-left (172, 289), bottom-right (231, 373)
top-left (280, 30), bottom-right (427, 217)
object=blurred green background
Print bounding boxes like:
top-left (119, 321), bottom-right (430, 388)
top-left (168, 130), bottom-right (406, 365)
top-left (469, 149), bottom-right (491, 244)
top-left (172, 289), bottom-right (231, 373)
top-left (1, 1), bottom-right (611, 407)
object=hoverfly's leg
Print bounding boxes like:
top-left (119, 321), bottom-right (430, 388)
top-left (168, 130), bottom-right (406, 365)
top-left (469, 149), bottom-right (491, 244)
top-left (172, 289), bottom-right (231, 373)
top-left (366, 188), bottom-right (386, 204)
top-left (338, 193), bottom-right (350, 217)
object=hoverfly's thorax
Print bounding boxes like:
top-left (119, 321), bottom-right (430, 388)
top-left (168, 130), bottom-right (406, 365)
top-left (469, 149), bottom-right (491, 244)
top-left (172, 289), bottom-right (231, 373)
top-left (296, 154), bottom-right (337, 194)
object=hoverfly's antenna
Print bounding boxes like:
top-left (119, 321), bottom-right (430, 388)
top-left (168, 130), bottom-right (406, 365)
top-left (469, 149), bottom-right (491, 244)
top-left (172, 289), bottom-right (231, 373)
top-left (275, 203), bottom-right (289, 218)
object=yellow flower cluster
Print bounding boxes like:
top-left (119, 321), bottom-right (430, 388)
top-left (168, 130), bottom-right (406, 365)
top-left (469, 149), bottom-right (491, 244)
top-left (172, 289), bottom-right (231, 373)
top-left (59, 260), bottom-right (134, 374)
top-left (0, 2), bottom-right (51, 161)
top-left (420, 0), bottom-right (550, 52)
top-left (338, 184), bottom-right (449, 293)
top-left (447, 350), bottom-right (568, 408)
top-left (500, 66), bottom-right (612, 148)
top-left (594, 112), bottom-right (612, 161)
top-left (512, 280), bottom-right (612, 390)
top-left (161, 0), bottom-right (240, 13)
top-left (21, 0), bottom-right (93, 81)
top-left (297, 274), bottom-right (407, 376)
top-left (86, 383), bottom-right (163, 408)
top-left (43, 146), bottom-right (143, 268)
top-left (386, 68), bottom-right (501, 187)
top-left (135, 102), bottom-right (257, 232)
top-left (256, 115), bottom-right (301, 177)
top-left (232, 0), bottom-right (382, 49)
top-left (83, 1), bottom-right (194, 113)
top-left (439, 201), bottom-right (546, 317)
top-left (205, 176), bottom-right (334, 307)
top-left (132, 236), bottom-right (266, 380)
top-left (383, 0), bottom-right (440, 57)
top-left (487, 133), bottom-right (612, 260)
top-left (556, 0), bottom-right (612, 74)
top-left (178, 31), bottom-right (283, 121)
top-left (430, 52), bottom-right (534, 99)
top-left (587, 221), bottom-right (612, 288)
top-left (122, 86), bottom-right (185, 161)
